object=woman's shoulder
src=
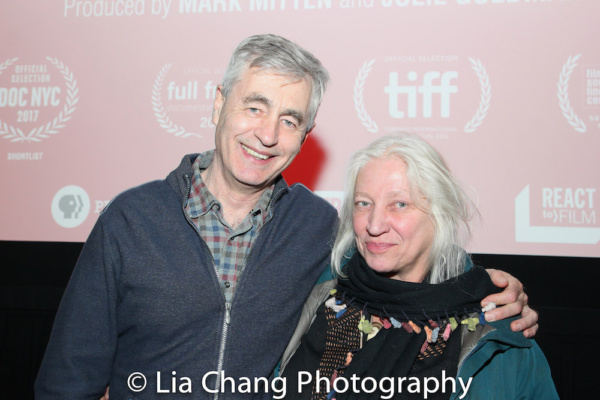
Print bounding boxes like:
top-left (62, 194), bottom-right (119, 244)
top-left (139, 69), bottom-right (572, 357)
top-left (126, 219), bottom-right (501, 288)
top-left (457, 320), bottom-right (558, 399)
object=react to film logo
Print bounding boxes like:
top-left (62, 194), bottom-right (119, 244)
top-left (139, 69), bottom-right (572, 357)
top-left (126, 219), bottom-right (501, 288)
top-left (557, 54), bottom-right (600, 133)
top-left (515, 185), bottom-right (600, 245)
top-left (354, 57), bottom-right (490, 135)
top-left (152, 63), bottom-right (221, 139)
top-left (0, 57), bottom-right (79, 143)
top-left (51, 185), bottom-right (91, 228)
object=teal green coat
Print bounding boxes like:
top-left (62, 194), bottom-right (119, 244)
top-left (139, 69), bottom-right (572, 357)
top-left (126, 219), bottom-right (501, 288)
top-left (279, 263), bottom-right (559, 400)
top-left (454, 318), bottom-right (558, 399)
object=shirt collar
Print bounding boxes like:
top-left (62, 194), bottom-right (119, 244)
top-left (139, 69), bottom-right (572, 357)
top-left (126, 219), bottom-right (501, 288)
top-left (186, 150), bottom-right (274, 221)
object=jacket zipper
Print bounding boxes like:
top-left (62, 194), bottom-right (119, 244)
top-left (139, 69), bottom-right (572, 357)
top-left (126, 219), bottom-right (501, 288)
top-left (182, 175), bottom-right (287, 400)
top-left (213, 302), bottom-right (231, 400)
top-left (182, 174), bottom-right (228, 400)
top-left (212, 185), bottom-right (287, 399)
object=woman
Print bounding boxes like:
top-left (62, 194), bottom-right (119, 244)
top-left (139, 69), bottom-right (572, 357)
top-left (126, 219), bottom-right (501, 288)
top-left (279, 134), bottom-right (557, 400)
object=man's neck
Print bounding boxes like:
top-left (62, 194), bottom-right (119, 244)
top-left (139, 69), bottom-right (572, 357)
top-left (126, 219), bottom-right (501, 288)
top-left (200, 163), bottom-right (269, 228)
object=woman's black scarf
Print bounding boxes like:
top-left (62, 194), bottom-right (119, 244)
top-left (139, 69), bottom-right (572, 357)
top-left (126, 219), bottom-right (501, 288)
top-left (335, 252), bottom-right (501, 400)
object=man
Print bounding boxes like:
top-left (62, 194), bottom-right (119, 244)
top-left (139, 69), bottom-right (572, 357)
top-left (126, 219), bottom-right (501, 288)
top-left (35, 35), bottom-right (535, 399)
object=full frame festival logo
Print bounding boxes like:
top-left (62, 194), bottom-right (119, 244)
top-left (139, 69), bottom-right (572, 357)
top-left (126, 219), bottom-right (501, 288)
top-left (152, 63), bottom-right (223, 139)
top-left (557, 54), bottom-right (600, 133)
top-left (354, 55), bottom-right (490, 139)
top-left (0, 57), bottom-right (79, 143)
top-left (515, 185), bottom-right (600, 245)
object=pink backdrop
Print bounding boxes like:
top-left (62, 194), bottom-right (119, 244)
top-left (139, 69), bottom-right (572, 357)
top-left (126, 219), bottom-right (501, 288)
top-left (1, 0), bottom-right (599, 257)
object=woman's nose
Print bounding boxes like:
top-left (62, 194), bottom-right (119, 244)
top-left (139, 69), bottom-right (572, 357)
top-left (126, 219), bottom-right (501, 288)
top-left (366, 206), bottom-right (389, 236)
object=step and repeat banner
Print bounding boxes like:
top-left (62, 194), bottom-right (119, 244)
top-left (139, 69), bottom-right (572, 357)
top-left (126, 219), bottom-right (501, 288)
top-left (1, 0), bottom-right (598, 257)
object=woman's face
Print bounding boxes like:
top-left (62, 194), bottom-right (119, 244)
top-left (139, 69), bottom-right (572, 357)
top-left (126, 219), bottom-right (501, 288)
top-left (353, 156), bottom-right (435, 283)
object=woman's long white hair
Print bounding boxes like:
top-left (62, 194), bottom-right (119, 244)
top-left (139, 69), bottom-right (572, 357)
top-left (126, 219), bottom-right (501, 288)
top-left (331, 133), bottom-right (477, 284)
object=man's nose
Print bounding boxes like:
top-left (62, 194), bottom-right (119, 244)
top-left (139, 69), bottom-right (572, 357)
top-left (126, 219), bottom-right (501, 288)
top-left (255, 116), bottom-right (279, 147)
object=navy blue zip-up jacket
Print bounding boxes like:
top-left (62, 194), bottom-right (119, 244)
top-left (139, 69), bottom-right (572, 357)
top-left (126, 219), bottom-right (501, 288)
top-left (35, 154), bottom-right (338, 400)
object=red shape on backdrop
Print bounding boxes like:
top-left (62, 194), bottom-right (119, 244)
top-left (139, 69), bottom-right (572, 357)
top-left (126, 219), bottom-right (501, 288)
top-left (282, 133), bottom-right (326, 191)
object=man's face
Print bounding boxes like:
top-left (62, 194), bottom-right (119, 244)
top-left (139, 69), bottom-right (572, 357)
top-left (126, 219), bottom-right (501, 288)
top-left (211, 67), bottom-right (312, 192)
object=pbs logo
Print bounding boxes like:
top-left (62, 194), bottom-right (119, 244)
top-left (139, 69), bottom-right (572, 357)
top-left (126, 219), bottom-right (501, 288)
top-left (51, 185), bottom-right (90, 228)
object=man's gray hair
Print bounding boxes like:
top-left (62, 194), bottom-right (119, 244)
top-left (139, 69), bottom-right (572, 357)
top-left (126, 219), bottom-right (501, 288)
top-left (221, 34), bottom-right (329, 133)
top-left (331, 133), bottom-right (477, 284)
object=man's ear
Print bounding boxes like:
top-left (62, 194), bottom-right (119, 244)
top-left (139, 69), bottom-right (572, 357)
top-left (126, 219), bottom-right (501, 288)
top-left (212, 85), bottom-right (225, 126)
top-left (302, 123), bottom-right (314, 145)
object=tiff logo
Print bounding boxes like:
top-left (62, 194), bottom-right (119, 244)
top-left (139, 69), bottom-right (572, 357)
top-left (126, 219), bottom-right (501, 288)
top-left (385, 71), bottom-right (458, 118)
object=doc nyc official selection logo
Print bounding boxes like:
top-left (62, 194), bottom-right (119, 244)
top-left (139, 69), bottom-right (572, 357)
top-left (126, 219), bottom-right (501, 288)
top-left (0, 57), bottom-right (79, 143)
top-left (152, 63), bottom-right (224, 139)
top-left (515, 185), bottom-right (600, 245)
top-left (51, 185), bottom-right (90, 228)
top-left (354, 55), bottom-right (490, 139)
top-left (557, 54), bottom-right (600, 133)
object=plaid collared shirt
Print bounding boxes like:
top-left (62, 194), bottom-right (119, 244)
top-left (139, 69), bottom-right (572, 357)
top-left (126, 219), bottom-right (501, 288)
top-left (185, 151), bottom-right (274, 303)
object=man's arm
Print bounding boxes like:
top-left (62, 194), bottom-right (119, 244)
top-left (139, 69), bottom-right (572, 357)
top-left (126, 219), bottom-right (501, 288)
top-left (35, 218), bottom-right (117, 399)
top-left (483, 269), bottom-right (539, 338)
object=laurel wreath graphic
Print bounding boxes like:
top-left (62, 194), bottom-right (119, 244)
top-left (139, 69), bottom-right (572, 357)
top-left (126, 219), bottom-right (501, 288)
top-left (0, 57), bottom-right (17, 75)
top-left (354, 59), bottom-right (379, 133)
top-left (557, 54), bottom-right (586, 133)
top-left (464, 58), bottom-right (491, 133)
top-left (0, 58), bottom-right (19, 141)
top-left (152, 64), bottom-right (201, 138)
top-left (0, 57), bottom-right (79, 143)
